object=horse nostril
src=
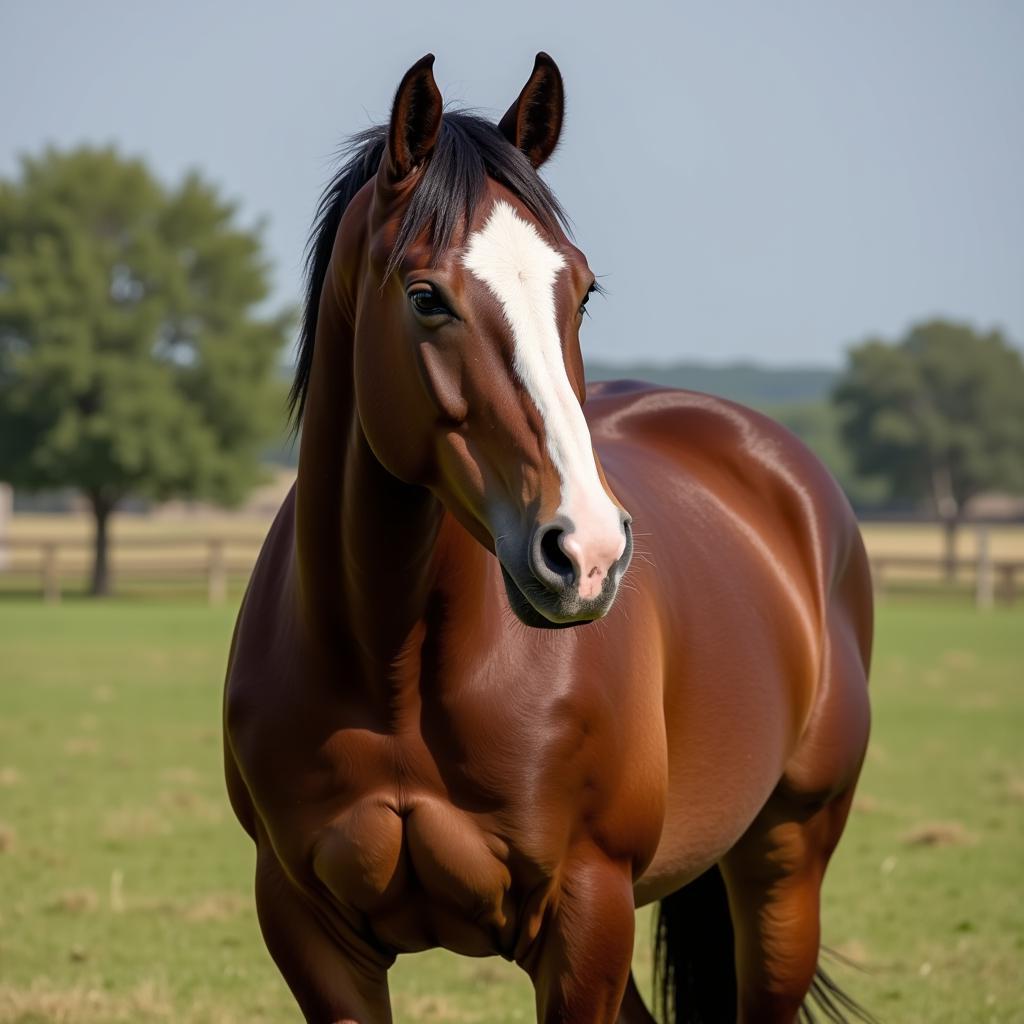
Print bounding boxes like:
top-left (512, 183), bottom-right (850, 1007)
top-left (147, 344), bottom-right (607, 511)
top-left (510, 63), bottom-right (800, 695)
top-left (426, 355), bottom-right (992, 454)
top-left (539, 526), bottom-right (575, 580)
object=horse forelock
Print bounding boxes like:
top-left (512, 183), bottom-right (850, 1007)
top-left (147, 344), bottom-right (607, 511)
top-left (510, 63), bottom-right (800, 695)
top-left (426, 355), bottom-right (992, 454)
top-left (289, 111), bottom-right (570, 429)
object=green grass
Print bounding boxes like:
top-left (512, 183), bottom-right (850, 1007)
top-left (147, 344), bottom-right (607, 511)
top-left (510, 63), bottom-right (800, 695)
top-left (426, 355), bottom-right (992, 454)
top-left (0, 598), bottom-right (1021, 1023)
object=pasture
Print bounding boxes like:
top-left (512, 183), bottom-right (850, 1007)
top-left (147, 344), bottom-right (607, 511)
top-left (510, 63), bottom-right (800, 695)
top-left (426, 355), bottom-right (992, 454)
top-left (0, 597), bottom-right (1021, 1023)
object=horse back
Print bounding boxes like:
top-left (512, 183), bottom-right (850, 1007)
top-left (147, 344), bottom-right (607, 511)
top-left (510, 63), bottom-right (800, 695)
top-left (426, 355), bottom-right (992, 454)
top-left (586, 378), bottom-right (869, 650)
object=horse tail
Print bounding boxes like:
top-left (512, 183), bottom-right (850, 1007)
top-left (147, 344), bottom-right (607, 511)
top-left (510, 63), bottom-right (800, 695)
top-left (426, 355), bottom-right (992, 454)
top-left (799, 951), bottom-right (878, 1024)
top-left (654, 865), bottom-right (736, 1023)
top-left (653, 868), bottom-right (876, 1023)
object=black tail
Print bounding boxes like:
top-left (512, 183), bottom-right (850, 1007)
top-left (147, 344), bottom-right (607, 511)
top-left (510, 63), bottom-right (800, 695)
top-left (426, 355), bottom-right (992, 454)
top-left (654, 867), bottom-right (876, 1024)
top-left (799, 952), bottom-right (878, 1024)
top-left (654, 865), bottom-right (737, 1024)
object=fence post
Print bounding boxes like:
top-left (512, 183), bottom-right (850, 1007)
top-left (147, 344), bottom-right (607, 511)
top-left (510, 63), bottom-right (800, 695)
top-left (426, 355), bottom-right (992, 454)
top-left (998, 563), bottom-right (1017, 606)
top-left (207, 540), bottom-right (227, 606)
top-left (974, 526), bottom-right (994, 610)
top-left (0, 483), bottom-right (11, 571)
top-left (42, 542), bottom-right (60, 604)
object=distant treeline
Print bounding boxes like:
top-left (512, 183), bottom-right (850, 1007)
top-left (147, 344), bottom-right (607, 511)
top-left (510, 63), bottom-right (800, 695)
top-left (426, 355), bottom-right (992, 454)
top-left (584, 361), bottom-right (837, 406)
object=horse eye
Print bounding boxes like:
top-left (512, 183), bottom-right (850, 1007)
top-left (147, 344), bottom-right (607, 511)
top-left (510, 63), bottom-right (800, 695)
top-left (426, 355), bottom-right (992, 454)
top-left (409, 288), bottom-right (451, 318)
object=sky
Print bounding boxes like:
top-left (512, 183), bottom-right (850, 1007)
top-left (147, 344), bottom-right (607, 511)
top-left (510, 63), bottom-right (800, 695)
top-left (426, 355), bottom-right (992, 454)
top-left (1, 1), bottom-right (1021, 367)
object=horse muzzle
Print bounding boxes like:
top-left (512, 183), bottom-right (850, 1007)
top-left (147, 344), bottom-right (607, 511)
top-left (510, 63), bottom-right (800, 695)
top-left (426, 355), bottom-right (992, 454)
top-left (497, 513), bottom-right (633, 628)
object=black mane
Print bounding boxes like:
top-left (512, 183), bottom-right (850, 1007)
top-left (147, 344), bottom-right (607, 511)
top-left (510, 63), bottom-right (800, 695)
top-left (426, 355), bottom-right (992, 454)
top-left (289, 111), bottom-right (570, 426)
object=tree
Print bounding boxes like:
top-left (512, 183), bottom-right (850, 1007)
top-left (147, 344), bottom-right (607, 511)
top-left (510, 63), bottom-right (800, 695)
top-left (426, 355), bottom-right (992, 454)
top-left (765, 400), bottom-right (887, 510)
top-left (0, 147), bottom-right (291, 595)
top-left (833, 320), bottom-right (1024, 576)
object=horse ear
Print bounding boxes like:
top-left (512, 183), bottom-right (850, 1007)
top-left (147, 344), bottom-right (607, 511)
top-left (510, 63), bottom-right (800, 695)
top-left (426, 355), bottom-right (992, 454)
top-left (498, 52), bottom-right (565, 168)
top-left (386, 54), bottom-right (443, 180)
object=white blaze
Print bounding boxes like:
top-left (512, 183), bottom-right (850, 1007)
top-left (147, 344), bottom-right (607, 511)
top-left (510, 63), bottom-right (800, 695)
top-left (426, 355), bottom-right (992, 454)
top-left (462, 201), bottom-right (624, 598)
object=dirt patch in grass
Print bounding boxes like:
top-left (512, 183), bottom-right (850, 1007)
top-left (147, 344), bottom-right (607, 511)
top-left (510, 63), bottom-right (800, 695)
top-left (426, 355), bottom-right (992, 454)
top-left (956, 692), bottom-right (999, 710)
top-left (0, 980), bottom-right (172, 1023)
top-left (393, 993), bottom-right (483, 1022)
top-left (865, 742), bottom-right (890, 765)
top-left (161, 766), bottom-right (202, 786)
top-left (0, 824), bottom-right (15, 853)
top-left (853, 794), bottom-right (879, 814)
top-left (0, 767), bottom-right (22, 787)
top-left (47, 889), bottom-right (100, 914)
top-left (0, 980), bottom-right (288, 1024)
top-left (63, 737), bottom-right (101, 757)
top-left (101, 806), bottom-right (170, 843)
top-left (901, 821), bottom-right (977, 848)
top-left (181, 892), bottom-right (248, 923)
top-left (158, 789), bottom-right (224, 823)
top-left (940, 649), bottom-right (977, 671)
top-left (830, 940), bottom-right (871, 969)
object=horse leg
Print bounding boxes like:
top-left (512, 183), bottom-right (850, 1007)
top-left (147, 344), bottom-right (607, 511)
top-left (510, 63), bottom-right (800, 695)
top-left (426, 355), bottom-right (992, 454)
top-left (616, 970), bottom-right (657, 1023)
top-left (254, 842), bottom-right (393, 1023)
top-left (523, 854), bottom-right (637, 1024)
top-left (720, 788), bottom-right (857, 1024)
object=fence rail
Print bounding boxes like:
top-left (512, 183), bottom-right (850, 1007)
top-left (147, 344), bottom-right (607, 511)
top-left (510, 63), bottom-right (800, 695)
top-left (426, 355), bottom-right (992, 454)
top-left (1, 535), bottom-right (1022, 607)
top-left (869, 554), bottom-right (1022, 607)
top-left (0, 536), bottom-right (258, 605)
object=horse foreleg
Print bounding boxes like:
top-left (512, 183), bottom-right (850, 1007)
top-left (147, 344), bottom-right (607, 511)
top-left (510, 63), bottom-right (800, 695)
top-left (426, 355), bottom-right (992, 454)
top-left (254, 842), bottom-right (394, 1024)
top-left (523, 853), bottom-right (636, 1024)
top-left (720, 788), bottom-right (857, 1024)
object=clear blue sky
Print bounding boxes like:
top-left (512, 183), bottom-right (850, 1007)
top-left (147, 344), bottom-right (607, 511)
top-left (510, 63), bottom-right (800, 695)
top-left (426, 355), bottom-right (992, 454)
top-left (2, 1), bottom-right (1021, 366)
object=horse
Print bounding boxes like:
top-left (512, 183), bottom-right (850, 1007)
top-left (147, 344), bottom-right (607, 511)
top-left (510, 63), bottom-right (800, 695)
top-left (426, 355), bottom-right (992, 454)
top-left (223, 53), bottom-right (873, 1024)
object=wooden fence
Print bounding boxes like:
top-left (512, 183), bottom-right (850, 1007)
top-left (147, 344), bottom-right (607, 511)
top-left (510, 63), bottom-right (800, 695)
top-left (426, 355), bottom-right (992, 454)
top-left (0, 535), bottom-right (260, 605)
top-left (1, 533), bottom-right (1022, 607)
top-left (869, 555), bottom-right (1022, 608)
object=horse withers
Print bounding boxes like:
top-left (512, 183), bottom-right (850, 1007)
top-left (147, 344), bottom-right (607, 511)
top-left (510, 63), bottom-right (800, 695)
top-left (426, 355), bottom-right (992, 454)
top-left (224, 53), bottom-right (873, 1023)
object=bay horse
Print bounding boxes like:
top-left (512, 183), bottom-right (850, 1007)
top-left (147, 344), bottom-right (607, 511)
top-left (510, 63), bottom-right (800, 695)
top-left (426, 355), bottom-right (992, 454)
top-left (224, 53), bottom-right (873, 1023)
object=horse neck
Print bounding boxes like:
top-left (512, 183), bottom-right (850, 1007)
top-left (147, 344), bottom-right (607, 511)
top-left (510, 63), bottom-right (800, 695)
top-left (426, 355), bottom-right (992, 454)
top-left (294, 288), bottom-right (445, 675)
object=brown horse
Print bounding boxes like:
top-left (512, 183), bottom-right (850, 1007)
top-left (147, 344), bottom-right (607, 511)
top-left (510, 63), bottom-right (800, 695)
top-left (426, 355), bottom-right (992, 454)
top-left (224, 53), bottom-right (873, 1023)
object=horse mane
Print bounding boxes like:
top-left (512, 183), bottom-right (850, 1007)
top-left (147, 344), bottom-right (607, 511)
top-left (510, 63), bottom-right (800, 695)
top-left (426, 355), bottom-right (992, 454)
top-left (289, 110), bottom-right (570, 426)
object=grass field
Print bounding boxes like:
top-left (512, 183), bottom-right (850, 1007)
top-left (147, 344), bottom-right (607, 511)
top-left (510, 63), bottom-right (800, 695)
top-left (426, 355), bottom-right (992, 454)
top-left (0, 598), bottom-right (1022, 1023)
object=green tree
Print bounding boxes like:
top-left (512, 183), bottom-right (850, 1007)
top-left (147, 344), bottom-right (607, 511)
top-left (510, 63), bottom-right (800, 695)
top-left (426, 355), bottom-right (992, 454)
top-left (833, 320), bottom-right (1024, 575)
top-left (0, 147), bottom-right (291, 595)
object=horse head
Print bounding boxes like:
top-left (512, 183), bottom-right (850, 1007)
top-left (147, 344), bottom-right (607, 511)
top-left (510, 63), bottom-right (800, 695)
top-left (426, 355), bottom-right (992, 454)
top-left (322, 55), bottom-right (633, 627)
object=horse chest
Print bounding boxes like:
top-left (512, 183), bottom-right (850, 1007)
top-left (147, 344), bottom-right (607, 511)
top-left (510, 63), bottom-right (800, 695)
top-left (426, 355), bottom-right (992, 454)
top-left (231, 642), bottom-right (625, 955)
top-left (261, 687), bottom-right (589, 955)
top-left (309, 792), bottom-right (531, 955)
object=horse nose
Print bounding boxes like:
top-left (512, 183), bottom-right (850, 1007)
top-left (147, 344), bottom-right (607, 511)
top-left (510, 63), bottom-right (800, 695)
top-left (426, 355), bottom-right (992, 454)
top-left (530, 516), bottom-right (629, 601)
